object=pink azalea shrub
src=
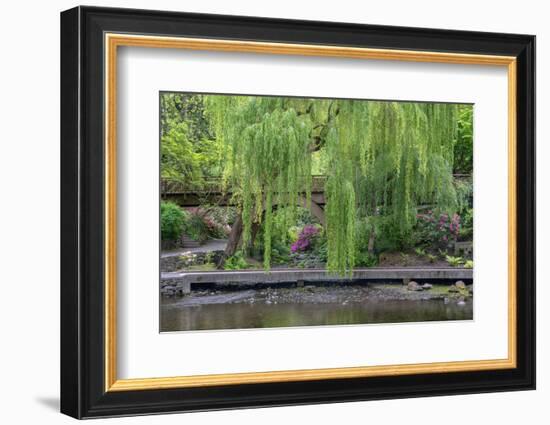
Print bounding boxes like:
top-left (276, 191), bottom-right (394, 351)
top-left (416, 210), bottom-right (460, 249)
top-left (290, 225), bottom-right (320, 253)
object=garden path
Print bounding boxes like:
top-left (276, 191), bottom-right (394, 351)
top-left (161, 239), bottom-right (228, 258)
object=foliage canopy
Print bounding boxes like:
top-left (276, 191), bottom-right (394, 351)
top-left (204, 95), bottom-right (468, 275)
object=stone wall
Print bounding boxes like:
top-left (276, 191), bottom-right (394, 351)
top-left (161, 238), bottom-right (183, 251)
top-left (160, 277), bottom-right (190, 296)
top-left (160, 250), bottom-right (225, 272)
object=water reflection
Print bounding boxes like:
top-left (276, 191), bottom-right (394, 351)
top-left (161, 293), bottom-right (472, 332)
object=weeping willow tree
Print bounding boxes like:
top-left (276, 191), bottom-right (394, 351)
top-left (205, 95), bottom-right (461, 275)
top-left (206, 95), bottom-right (332, 268)
top-left (325, 101), bottom-right (458, 274)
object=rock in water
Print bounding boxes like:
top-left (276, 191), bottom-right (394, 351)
top-left (455, 280), bottom-right (466, 289)
top-left (407, 281), bottom-right (422, 291)
top-left (422, 283), bottom-right (433, 290)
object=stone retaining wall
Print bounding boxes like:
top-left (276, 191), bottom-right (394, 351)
top-left (160, 250), bottom-right (225, 272)
top-left (161, 277), bottom-right (191, 296)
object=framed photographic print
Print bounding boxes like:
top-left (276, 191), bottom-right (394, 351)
top-left (60, 6), bottom-right (536, 419)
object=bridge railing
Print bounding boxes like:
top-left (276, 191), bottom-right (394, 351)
top-left (161, 175), bottom-right (329, 195)
top-left (161, 174), bottom-right (471, 195)
top-left (160, 177), bottom-right (226, 194)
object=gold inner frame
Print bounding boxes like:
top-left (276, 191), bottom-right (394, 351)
top-left (104, 33), bottom-right (517, 392)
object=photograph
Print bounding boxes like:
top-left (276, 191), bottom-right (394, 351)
top-left (159, 92), bottom-right (475, 332)
top-left (56, 4), bottom-right (536, 419)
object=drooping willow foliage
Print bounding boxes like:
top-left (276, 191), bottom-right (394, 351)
top-left (206, 95), bottom-right (461, 275)
top-left (326, 101), bottom-right (459, 274)
top-left (206, 96), bottom-right (323, 268)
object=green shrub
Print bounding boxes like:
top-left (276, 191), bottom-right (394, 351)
top-left (313, 239), bottom-right (328, 263)
top-left (204, 251), bottom-right (214, 264)
top-left (224, 251), bottom-right (250, 270)
top-left (355, 251), bottom-right (378, 267)
top-left (270, 239), bottom-right (291, 264)
top-left (455, 179), bottom-right (473, 214)
top-left (294, 206), bottom-right (321, 226)
top-left (252, 211), bottom-right (296, 265)
top-left (414, 247), bottom-right (427, 257)
top-left (287, 226), bottom-right (300, 244)
top-left (445, 255), bottom-right (464, 267)
top-left (371, 215), bottom-right (413, 252)
top-left (160, 201), bottom-right (187, 241)
top-left (454, 105), bottom-right (473, 174)
top-left (186, 212), bottom-right (210, 242)
top-left (458, 208), bottom-right (473, 241)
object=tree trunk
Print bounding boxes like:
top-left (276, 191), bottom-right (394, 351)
top-left (217, 213), bottom-right (243, 268)
top-left (368, 193), bottom-right (377, 255)
top-left (368, 228), bottom-right (376, 255)
top-left (246, 222), bottom-right (261, 256)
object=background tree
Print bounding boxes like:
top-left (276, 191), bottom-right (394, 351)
top-left (453, 104), bottom-right (474, 174)
top-left (160, 93), bottom-right (222, 184)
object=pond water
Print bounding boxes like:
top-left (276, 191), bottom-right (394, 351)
top-left (160, 285), bottom-right (473, 332)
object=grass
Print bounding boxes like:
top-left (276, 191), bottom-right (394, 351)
top-left (185, 263), bottom-right (217, 272)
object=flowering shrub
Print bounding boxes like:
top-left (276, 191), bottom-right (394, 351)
top-left (290, 225), bottom-right (320, 253)
top-left (202, 215), bottom-right (227, 239)
top-left (186, 207), bottom-right (228, 240)
top-left (415, 210), bottom-right (460, 249)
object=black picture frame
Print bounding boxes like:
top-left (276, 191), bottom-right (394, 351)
top-left (61, 5), bottom-right (535, 419)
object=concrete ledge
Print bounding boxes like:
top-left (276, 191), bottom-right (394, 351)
top-left (161, 267), bottom-right (473, 295)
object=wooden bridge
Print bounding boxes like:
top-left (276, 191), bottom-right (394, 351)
top-left (161, 175), bottom-right (328, 224)
top-left (161, 174), bottom-right (471, 227)
top-left (161, 176), bottom-right (327, 206)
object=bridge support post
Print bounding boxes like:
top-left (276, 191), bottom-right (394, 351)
top-left (176, 281), bottom-right (191, 295)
